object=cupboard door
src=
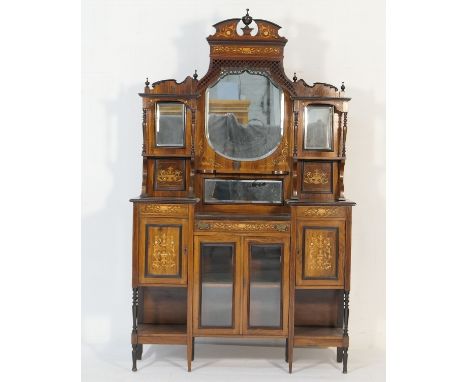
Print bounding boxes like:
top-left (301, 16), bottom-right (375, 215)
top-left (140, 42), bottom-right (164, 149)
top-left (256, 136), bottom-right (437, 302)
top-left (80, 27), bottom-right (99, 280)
top-left (193, 235), bottom-right (241, 335)
top-left (242, 237), bottom-right (289, 335)
top-left (138, 217), bottom-right (187, 285)
top-left (296, 220), bottom-right (345, 287)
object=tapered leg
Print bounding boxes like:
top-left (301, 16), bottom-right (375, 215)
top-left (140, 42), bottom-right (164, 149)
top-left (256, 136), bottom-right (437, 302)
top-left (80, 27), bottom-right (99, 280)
top-left (192, 337), bottom-right (195, 361)
top-left (337, 347), bottom-right (343, 363)
top-left (285, 338), bottom-right (288, 362)
top-left (187, 336), bottom-right (192, 372)
top-left (288, 338), bottom-right (293, 373)
top-left (342, 347), bottom-right (348, 373)
top-left (132, 344), bottom-right (137, 372)
top-left (136, 344), bottom-right (143, 360)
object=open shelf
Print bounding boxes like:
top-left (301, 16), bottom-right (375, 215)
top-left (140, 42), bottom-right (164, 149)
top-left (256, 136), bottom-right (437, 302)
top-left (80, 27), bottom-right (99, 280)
top-left (294, 326), bottom-right (347, 347)
top-left (137, 324), bottom-right (187, 345)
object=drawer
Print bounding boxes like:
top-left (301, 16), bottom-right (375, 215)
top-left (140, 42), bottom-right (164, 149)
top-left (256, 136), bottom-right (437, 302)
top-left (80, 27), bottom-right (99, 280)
top-left (195, 220), bottom-right (290, 234)
top-left (296, 220), bottom-right (345, 288)
top-left (138, 203), bottom-right (188, 218)
top-left (296, 206), bottom-right (346, 219)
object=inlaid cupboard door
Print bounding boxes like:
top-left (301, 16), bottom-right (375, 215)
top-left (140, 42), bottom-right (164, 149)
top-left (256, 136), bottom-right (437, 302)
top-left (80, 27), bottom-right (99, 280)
top-left (193, 235), bottom-right (242, 335)
top-left (296, 220), bottom-right (345, 288)
top-left (138, 217), bottom-right (188, 285)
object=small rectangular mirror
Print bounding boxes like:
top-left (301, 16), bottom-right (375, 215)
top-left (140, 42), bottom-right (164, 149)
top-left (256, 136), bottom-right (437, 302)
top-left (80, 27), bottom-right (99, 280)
top-left (155, 102), bottom-right (185, 147)
top-left (204, 179), bottom-right (283, 204)
top-left (304, 105), bottom-right (333, 151)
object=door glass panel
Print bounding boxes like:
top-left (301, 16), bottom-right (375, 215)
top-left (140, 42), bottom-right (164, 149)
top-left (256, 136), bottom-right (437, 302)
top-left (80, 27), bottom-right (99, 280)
top-left (200, 244), bottom-right (234, 327)
top-left (304, 105), bottom-right (333, 150)
top-left (249, 244), bottom-right (282, 328)
top-left (155, 102), bottom-right (185, 147)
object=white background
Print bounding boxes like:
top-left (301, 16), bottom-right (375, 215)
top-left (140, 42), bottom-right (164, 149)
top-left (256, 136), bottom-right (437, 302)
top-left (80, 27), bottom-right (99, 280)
top-left (82, 0), bottom-right (385, 379)
top-left (2, 0), bottom-right (467, 381)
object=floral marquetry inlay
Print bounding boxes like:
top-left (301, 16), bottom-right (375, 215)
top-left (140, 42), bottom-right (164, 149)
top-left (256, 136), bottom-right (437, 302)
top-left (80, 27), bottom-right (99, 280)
top-left (302, 207), bottom-right (342, 218)
top-left (157, 167), bottom-right (183, 183)
top-left (140, 204), bottom-right (186, 215)
top-left (150, 230), bottom-right (178, 275)
top-left (196, 221), bottom-right (289, 233)
top-left (304, 169), bottom-right (329, 185)
top-left (304, 229), bottom-right (337, 279)
top-left (212, 45), bottom-right (281, 56)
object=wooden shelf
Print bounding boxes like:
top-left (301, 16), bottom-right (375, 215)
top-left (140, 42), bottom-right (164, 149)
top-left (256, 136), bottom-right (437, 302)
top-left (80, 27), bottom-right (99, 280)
top-left (137, 324), bottom-right (187, 345)
top-left (294, 326), bottom-right (348, 347)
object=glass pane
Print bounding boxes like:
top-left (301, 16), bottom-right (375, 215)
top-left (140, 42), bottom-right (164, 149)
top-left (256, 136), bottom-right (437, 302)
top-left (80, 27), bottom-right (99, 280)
top-left (206, 71), bottom-right (284, 161)
top-left (204, 179), bottom-right (283, 204)
top-left (200, 244), bottom-right (234, 327)
top-left (304, 105), bottom-right (333, 150)
top-left (155, 102), bottom-right (185, 147)
top-left (249, 244), bottom-right (282, 328)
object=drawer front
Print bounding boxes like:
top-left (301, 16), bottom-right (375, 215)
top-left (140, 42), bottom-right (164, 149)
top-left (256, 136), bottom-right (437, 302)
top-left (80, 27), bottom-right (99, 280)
top-left (296, 206), bottom-right (346, 219)
top-left (195, 220), bottom-right (290, 234)
top-left (296, 220), bottom-right (345, 287)
top-left (138, 203), bottom-right (188, 218)
top-left (138, 217), bottom-right (187, 285)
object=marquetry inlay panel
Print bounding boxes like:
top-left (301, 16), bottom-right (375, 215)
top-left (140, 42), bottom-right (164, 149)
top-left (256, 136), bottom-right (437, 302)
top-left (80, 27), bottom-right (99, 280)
top-left (139, 204), bottom-right (188, 217)
top-left (211, 45), bottom-right (281, 56)
top-left (145, 225), bottom-right (181, 277)
top-left (301, 161), bottom-right (333, 194)
top-left (154, 159), bottom-right (186, 191)
top-left (303, 228), bottom-right (338, 279)
top-left (195, 221), bottom-right (289, 233)
top-left (297, 207), bottom-right (346, 218)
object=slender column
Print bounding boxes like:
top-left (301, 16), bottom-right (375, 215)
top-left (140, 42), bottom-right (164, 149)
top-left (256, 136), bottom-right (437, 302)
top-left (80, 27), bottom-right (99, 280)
top-left (343, 291), bottom-right (350, 373)
top-left (132, 288), bottom-right (138, 372)
top-left (342, 112), bottom-right (348, 157)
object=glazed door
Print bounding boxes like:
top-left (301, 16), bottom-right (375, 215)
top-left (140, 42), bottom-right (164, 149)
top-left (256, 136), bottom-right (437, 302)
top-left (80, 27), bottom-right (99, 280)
top-left (193, 235), bottom-right (242, 335)
top-left (242, 237), bottom-right (289, 335)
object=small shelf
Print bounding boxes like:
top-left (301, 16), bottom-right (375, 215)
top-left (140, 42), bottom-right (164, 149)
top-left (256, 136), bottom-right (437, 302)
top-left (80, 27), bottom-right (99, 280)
top-left (137, 324), bottom-right (187, 345)
top-left (294, 326), bottom-right (347, 347)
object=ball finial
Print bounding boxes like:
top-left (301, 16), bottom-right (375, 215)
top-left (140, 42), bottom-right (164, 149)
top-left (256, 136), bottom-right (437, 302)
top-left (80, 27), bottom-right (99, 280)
top-left (193, 70), bottom-right (198, 80)
top-left (145, 77), bottom-right (150, 87)
top-left (293, 72), bottom-right (297, 82)
top-left (341, 81), bottom-right (346, 91)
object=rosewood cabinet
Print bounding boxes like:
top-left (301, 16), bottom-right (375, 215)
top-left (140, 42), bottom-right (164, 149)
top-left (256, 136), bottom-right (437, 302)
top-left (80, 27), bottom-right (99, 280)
top-left (130, 10), bottom-right (355, 374)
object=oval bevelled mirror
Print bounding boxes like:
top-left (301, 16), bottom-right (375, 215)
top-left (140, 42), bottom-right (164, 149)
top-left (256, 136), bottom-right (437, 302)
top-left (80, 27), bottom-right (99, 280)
top-left (205, 71), bottom-right (284, 161)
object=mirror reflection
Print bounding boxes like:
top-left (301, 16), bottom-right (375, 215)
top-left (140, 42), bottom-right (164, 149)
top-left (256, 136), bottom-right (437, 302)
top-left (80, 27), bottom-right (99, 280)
top-left (206, 71), bottom-right (283, 161)
top-left (204, 179), bottom-right (283, 204)
top-left (155, 102), bottom-right (185, 147)
top-left (304, 105), bottom-right (333, 150)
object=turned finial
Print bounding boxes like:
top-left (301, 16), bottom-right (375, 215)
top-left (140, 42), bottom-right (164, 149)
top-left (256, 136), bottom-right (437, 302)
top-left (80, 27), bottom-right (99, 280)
top-left (145, 77), bottom-right (150, 87)
top-left (341, 81), bottom-right (346, 91)
top-left (193, 69), bottom-right (198, 80)
top-left (293, 72), bottom-right (297, 82)
top-left (242, 9), bottom-right (253, 26)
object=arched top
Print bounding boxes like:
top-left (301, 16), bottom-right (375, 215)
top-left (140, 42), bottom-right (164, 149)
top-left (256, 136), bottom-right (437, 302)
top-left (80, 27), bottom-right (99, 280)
top-left (207, 11), bottom-right (287, 44)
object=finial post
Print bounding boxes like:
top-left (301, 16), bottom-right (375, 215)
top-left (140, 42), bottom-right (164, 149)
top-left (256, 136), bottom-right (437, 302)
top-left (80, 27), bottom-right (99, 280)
top-left (341, 81), bottom-right (346, 92)
top-left (145, 77), bottom-right (150, 87)
top-left (193, 70), bottom-right (198, 80)
top-left (293, 72), bottom-right (297, 82)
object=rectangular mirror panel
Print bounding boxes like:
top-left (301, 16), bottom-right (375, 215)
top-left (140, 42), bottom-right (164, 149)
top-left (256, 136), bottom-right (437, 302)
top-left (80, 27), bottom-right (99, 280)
top-left (304, 105), bottom-right (333, 150)
top-left (155, 102), bottom-right (185, 147)
top-left (200, 244), bottom-right (234, 327)
top-left (249, 244), bottom-right (282, 328)
top-left (204, 179), bottom-right (283, 204)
